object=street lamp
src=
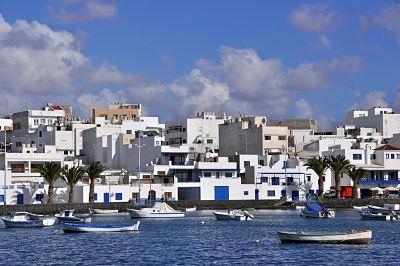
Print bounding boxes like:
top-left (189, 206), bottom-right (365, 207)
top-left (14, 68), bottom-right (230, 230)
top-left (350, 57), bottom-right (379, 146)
top-left (134, 131), bottom-right (145, 204)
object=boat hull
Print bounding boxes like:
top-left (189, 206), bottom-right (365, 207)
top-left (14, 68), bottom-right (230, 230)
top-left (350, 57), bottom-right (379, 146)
top-left (277, 230), bottom-right (372, 245)
top-left (61, 221), bottom-right (140, 233)
top-left (360, 211), bottom-right (395, 221)
top-left (2, 217), bottom-right (56, 228)
top-left (128, 209), bottom-right (185, 218)
top-left (55, 216), bottom-right (92, 224)
top-left (213, 211), bottom-right (253, 221)
top-left (368, 205), bottom-right (400, 215)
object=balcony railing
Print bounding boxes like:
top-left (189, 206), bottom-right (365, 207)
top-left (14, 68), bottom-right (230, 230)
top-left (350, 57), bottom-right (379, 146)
top-left (177, 177), bottom-right (200, 183)
top-left (171, 161), bottom-right (195, 166)
top-left (359, 180), bottom-right (400, 185)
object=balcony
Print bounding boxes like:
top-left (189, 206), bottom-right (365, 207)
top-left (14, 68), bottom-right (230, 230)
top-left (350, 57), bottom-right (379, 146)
top-left (177, 177), bottom-right (200, 183)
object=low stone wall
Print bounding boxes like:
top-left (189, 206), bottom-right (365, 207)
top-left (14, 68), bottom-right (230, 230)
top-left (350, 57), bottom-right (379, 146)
top-left (315, 198), bottom-right (400, 209)
top-left (168, 200), bottom-right (285, 210)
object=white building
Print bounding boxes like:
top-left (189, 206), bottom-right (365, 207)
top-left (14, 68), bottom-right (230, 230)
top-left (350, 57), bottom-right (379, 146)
top-left (219, 115), bottom-right (289, 156)
top-left (165, 112), bottom-right (231, 153)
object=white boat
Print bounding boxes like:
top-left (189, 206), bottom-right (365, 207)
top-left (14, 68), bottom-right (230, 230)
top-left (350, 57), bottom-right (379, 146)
top-left (61, 221), bottom-right (140, 233)
top-left (360, 210), bottom-right (397, 221)
top-left (213, 210), bottom-right (254, 221)
top-left (368, 205), bottom-right (400, 215)
top-left (2, 212), bottom-right (56, 228)
top-left (301, 203), bottom-right (335, 218)
top-left (353, 206), bottom-right (368, 212)
top-left (277, 230), bottom-right (372, 245)
top-left (128, 202), bottom-right (185, 218)
top-left (185, 206), bottom-right (197, 212)
top-left (92, 209), bottom-right (119, 215)
top-left (55, 210), bottom-right (92, 223)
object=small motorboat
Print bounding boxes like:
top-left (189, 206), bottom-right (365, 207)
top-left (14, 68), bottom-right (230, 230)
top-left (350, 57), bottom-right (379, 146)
top-left (61, 221), bottom-right (140, 233)
top-left (213, 210), bottom-right (254, 221)
top-left (55, 210), bottom-right (92, 223)
top-left (360, 210), bottom-right (397, 221)
top-left (92, 209), bottom-right (119, 215)
top-left (128, 202), bottom-right (185, 218)
top-left (277, 230), bottom-right (372, 245)
top-left (185, 206), bottom-right (197, 212)
top-left (353, 206), bottom-right (368, 212)
top-left (301, 203), bottom-right (335, 218)
top-left (2, 212), bottom-right (56, 228)
top-left (368, 205), bottom-right (400, 215)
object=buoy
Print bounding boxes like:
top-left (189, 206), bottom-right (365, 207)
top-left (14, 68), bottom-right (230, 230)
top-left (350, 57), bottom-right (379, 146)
top-left (201, 221), bottom-right (205, 225)
top-left (255, 240), bottom-right (260, 244)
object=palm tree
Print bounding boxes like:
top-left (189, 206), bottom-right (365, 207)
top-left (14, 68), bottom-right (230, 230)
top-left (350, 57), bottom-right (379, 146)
top-left (86, 161), bottom-right (107, 204)
top-left (38, 162), bottom-right (63, 204)
top-left (327, 155), bottom-right (351, 199)
top-left (345, 166), bottom-right (367, 199)
top-left (304, 157), bottom-right (328, 199)
top-left (62, 166), bottom-right (86, 203)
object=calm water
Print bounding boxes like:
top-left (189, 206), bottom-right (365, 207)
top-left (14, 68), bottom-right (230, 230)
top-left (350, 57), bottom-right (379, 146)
top-left (0, 210), bottom-right (399, 265)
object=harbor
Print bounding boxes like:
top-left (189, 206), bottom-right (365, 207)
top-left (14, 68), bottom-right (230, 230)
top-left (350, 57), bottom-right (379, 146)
top-left (0, 209), bottom-right (399, 264)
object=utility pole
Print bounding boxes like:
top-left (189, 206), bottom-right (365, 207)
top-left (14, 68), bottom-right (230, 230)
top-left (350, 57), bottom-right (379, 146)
top-left (135, 131), bottom-right (145, 204)
top-left (3, 129), bottom-right (7, 206)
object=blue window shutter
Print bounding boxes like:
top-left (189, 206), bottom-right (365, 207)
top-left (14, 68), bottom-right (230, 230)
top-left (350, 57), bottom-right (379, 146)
top-left (94, 193), bottom-right (97, 201)
top-left (116, 193), bottom-right (122, 200)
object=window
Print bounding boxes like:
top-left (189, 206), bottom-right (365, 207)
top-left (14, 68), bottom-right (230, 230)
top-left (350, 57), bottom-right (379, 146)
top-left (244, 191), bottom-right (249, 196)
top-left (260, 176), bottom-right (268, 183)
top-left (386, 154), bottom-right (390, 159)
top-left (353, 154), bottom-right (362, 160)
top-left (0, 195), bottom-right (4, 202)
top-left (115, 193), bottom-right (122, 200)
top-left (34, 119), bottom-right (39, 125)
top-left (371, 154), bottom-right (376, 160)
top-left (397, 154), bottom-right (400, 159)
top-left (40, 119), bottom-right (46, 124)
top-left (307, 175), bottom-right (311, 182)
top-left (207, 139), bottom-right (213, 144)
top-left (244, 161), bottom-right (250, 167)
top-left (225, 172), bottom-right (233, 178)
top-left (267, 190), bottom-right (275, 197)
top-left (39, 131), bottom-right (42, 138)
top-left (278, 136), bottom-right (286, 141)
top-left (216, 172), bottom-right (220, 178)
top-left (204, 172), bottom-right (211, 177)
top-left (259, 160), bottom-right (264, 166)
top-left (264, 135), bottom-right (271, 140)
top-left (94, 193), bottom-right (98, 201)
top-left (272, 177), bottom-right (279, 186)
top-left (126, 130), bottom-right (132, 134)
top-left (391, 154), bottom-right (395, 159)
top-left (35, 194), bottom-right (44, 202)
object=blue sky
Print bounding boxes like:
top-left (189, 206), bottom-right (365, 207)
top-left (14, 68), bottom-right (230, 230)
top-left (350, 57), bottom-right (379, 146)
top-left (0, 0), bottom-right (400, 128)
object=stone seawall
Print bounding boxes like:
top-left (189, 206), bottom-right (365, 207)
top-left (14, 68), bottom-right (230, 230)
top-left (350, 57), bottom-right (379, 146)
top-left (1, 198), bottom-right (399, 215)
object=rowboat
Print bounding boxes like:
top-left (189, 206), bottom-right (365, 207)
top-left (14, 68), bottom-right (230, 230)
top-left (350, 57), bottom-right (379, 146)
top-left (359, 211), bottom-right (397, 221)
top-left (277, 230), bottom-right (372, 245)
top-left (92, 209), bottom-right (119, 215)
top-left (2, 212), bottom-right (56, 228)
top-left (128, 202), bottom-right (185, 218)
top-left (301, 203), bottom-right (335, 218)
top-left (55, 210), bottom-right (92, 223)
top-left (213, 210), bottom-right (254, 221)
top-left (61, 221), bottom-right (140, 233)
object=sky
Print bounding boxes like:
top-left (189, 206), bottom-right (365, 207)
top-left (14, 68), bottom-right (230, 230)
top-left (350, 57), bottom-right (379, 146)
top-left (1, 0), bottom-right (400, 128)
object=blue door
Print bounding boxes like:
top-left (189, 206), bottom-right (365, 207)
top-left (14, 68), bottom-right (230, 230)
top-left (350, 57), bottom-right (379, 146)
top-left (17, 194), bottom-right (23, 205)
top-left (104, 193), bottom-right (110, 203)
top-left (292, 190), bottom-right (299, 201)
top-left (214, 186), bottom-right (229, 200)
top-left (281, 189), bottom-right (286, 198)
top-left (255, 189), bottom-right (259, 200)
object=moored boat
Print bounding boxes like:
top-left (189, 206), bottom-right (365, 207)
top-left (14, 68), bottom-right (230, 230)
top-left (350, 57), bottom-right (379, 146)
top-left (1, 212), bottom-right (56, 228)
top-left (55, 210), bottom-right (92, 223)
top-left (185, 206), bottom-right (197, 212)
top-left (61, 221), bottom-right (140, 233)
top-left (213, 210), bottom-right (254, 221)
top-left (353, 206), bottom-right (368, 212)
top-left (92, 209), bottom-right (119, 215)
top-left (360, 210), bottom-right (397, 221)
top-left (277, 230), bottom-right (372, 245)
top-left (128, 202), bottom-right (185, 218)
top-left (368, 205), bottom-right (400, 215)
top-left (301, 203), bottom-right (335, 218)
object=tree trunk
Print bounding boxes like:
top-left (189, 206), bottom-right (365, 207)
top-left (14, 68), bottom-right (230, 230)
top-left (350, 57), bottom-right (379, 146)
top-left (353, 178), bottom-right (359, 198)
top-left (335, 172), bottom-right (341, 199)
top-left (318, 176), bottom-right (324, 199)
top-left (47, 183), bottom-right (54, 204)
top-left (89, 178), bottom-right (95, 204)
top-left (68, 185), bottom-right (75, 203)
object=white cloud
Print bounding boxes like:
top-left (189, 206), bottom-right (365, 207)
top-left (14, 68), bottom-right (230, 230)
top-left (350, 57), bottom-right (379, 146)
top-left (351, 90), bottom-right (388, 110)
top-left (319, 35), bottom-right (331, 48)
top-left (48, 0), bottom-right (117, 23)
top-left (295, 98), bottom-right (313, 118)
top-left (289, 3), bottom-right (343, 34)
top-left (374, 4), bottom-right (400, 41)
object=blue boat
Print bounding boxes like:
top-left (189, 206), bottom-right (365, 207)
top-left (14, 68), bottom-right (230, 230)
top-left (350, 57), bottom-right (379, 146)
top-left (301, 203), bottom-right (335, 218)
